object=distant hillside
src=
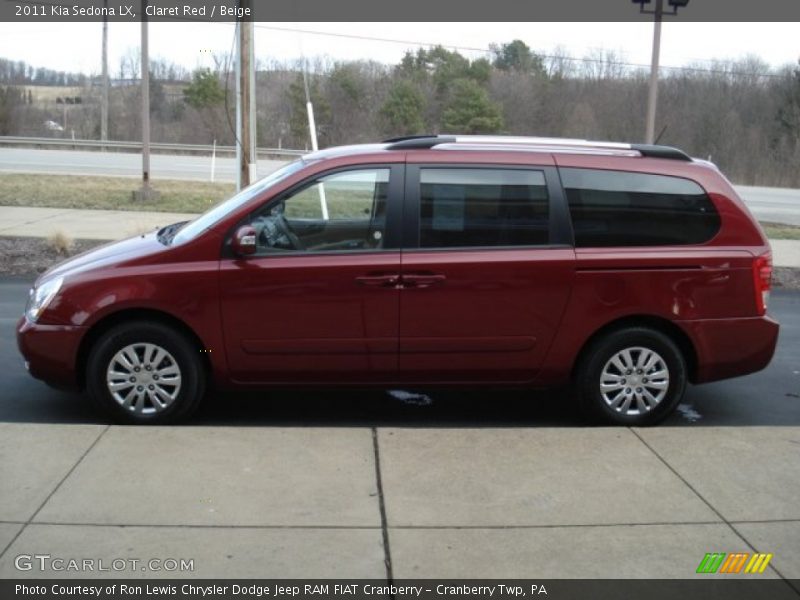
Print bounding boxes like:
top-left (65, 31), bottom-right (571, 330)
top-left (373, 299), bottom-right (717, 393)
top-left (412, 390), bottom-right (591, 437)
top-left (0, 57), bottom-right (86, 86)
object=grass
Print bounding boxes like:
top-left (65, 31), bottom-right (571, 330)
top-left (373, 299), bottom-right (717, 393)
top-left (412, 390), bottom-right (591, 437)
top-left (0, 173), bottom-right (234, 213)
top-left (21, 85), bottom-right (84, 103)
top-left (760, 222), bottom-right (800, 240)
top-left (0, 173), bottom-right (378, 217)
top-left (284, 182), bottom-right (376, 219)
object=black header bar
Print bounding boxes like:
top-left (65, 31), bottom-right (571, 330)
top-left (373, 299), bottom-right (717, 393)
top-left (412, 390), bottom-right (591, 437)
top-left (2, 0), bottom-right (800, 22)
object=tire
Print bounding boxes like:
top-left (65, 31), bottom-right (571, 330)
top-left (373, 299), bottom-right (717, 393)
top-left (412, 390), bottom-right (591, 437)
top-left (86, 321), bottom-right (206, 424)
top-left (575, 327), bottom-right (687, 426)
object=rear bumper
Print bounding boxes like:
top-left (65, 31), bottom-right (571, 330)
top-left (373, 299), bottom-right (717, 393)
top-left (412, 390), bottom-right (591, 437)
top-left (678, 315), bottom-right (779, 383)
top-left (16, 316), bottom-right (86, 391)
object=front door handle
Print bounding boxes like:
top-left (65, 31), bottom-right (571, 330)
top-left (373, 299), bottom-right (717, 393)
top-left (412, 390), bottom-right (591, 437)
top-left (402, 273), bottom-right (447, 288)
top-left (355, 274), bottom-right (400, 287)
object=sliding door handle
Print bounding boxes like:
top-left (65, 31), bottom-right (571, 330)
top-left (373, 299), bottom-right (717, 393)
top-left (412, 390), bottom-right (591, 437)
top-left (355, 274), bottom-right (400, 287)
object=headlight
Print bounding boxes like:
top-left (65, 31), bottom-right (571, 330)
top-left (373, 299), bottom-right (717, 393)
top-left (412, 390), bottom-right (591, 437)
top-left (25, 277), bottom-right (63, 322)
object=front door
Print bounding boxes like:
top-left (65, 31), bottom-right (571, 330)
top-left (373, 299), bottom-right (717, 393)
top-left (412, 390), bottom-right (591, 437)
top-left (220, 165), bottom-right (404, 384)
top-left (398, 164), bottom-right (575, 383)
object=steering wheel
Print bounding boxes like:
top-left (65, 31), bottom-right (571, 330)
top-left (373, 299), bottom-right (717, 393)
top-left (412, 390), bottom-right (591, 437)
top-left (273, 213), bottom-right (305, 250)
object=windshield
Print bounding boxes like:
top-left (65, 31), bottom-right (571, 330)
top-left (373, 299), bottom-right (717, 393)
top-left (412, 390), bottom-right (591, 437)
top-left (170, 159), bottom-right (308, 245)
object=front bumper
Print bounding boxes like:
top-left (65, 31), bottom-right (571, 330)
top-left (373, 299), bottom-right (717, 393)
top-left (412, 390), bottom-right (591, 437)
top-left (16, 316), bottom-right (87, 391)
top-left (678, 315), bottom-right (780, 384)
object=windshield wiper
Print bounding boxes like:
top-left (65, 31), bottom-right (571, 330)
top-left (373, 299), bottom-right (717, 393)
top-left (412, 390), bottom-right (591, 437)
top-left (157, 221), bottom-right (189, 245)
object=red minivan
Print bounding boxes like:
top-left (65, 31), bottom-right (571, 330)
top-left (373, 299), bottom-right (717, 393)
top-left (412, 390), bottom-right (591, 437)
top-left (17, 135), bottom-right (779, 425)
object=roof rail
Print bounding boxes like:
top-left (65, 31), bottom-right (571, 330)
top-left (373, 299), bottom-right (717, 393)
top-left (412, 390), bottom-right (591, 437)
top-left (630, 143), bottom-right (692, 161)
top-left (382, 134), bottom-right (692, 161)
top-left (449, 135), bottom-right (633, 150)
top-left (383, 135), bottom-right (455, 149)
top-left (382, 135), bottom-right (436, 144)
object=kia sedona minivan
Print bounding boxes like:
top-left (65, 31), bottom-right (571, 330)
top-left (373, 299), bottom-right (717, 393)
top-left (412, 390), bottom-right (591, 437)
top-left (17, 135), bottom-right (779, 425)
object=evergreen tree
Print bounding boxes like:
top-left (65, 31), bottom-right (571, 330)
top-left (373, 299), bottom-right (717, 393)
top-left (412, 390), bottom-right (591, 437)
top-left (287, 73), bottom-right (331, 147)
top-left (380, 79), bottom-right (426, 135)
top-left (183, 68), bottom-right (224, 110)
top-left (491, 40), bottom-right (546, 77)
top-left (442, 78), bottom-right (504, 134)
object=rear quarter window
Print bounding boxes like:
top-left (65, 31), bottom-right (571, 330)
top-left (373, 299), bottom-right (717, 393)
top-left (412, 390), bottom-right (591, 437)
top-left (560, 168), bottom-right (721, 247)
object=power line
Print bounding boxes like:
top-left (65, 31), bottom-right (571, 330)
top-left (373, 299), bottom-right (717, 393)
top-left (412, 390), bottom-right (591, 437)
top-left (1, 12), bottom-right (788, 82)
top-left (250, 23), bottom-right (788, 80)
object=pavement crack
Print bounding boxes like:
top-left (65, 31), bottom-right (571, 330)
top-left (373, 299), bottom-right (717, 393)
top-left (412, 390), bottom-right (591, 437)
top-left (24, 522), bottom-right (382, 529)
top-left (0, 424), bottom-right (110, 562)
top-left (371, 427), bottom-right (394, 586)
top-left (629, 427), bottom-right (798, 594)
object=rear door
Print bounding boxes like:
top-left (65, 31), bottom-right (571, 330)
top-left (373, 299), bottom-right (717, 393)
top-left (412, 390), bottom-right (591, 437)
top-left (398, 160), bottom-right (575, 383)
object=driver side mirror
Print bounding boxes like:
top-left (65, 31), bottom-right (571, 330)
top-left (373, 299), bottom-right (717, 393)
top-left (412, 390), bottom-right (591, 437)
top-left (232, 225), bottom-right (257, 256)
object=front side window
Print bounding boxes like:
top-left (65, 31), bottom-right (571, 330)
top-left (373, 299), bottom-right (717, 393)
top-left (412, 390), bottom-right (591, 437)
top-left (561, 168), bottom-right (721, 247)
top-left (419, 168), bottom-right (549, 248)
top-left (171, 159), bottom-right (307, 245)
top-left (247, 168), bottom-right (389, 254)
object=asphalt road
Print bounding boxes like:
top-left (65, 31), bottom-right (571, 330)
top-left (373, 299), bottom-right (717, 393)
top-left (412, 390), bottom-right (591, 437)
top-left (737, 185), bottom-right (800, 227)
top-left (1, 277), bottom-right (798, 427)
top-left (1, 147), bottom-right (799, 225)
top-left (0, 147), bottom-right (287, 182)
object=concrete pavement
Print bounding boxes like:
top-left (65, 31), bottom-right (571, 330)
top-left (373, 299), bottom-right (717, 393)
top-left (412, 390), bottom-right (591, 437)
top-left (0, 206), bottom-right (197, 240)
top-left (2, 205), bottom-right (799, 268)
top-left (771, 239), bottom-right (800, 268)
top-left (0, 424), bottom-right (798, 579)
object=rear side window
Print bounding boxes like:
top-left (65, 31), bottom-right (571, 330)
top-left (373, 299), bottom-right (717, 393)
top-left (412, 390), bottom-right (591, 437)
top-left (561, 168), bottom-right (720, 247)
top-left (419, 168), bottom-right (549, 248)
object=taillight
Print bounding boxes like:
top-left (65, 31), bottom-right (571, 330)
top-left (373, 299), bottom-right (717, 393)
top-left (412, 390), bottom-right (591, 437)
top-left (752, 253), bottom-right (772, 316)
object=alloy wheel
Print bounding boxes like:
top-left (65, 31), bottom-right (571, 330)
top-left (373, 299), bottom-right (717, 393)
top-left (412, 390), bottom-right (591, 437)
top-left (105, 343), bottom-right (182, 415)
top-left (599, 346), bottom-right (670, 416)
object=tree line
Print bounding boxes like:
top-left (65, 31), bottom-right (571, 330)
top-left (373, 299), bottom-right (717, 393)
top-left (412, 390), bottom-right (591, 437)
top-left (0, 58), bottom-right (88, 86)
top-left (2, 41), bottom-right (800, 186)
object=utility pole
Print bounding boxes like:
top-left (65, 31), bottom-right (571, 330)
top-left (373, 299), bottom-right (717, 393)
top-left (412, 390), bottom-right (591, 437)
top-left (633, 0), bottom-right (690, 144)
top-left (101, 0), bottom-right (108, 150)
top-left (645, 0), bottom-right (663, 145)
top-left (141, 10), bottom-right (150, 194)
top-left (235, 2), bottom-right (256, 191)
top-left (135, 0), bottom-right (157, 201)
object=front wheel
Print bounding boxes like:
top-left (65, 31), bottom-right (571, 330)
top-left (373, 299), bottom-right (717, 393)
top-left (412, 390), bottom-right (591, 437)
top-left (575, 327), bottom-right (687, 426)
top-left (86, 322), bottom-right (206, 424)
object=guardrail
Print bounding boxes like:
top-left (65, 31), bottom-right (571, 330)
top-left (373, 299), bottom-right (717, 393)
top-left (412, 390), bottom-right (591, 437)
top-left (0, 136), bottom-right (306, 157)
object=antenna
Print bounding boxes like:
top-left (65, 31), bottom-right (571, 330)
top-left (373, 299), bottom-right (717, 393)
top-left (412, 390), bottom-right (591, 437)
top-left (654, 124), bottom-right (668, 145)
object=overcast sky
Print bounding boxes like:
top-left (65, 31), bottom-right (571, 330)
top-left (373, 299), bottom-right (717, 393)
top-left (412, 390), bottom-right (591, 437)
top-left (0, 22), bottom-right (798, 76)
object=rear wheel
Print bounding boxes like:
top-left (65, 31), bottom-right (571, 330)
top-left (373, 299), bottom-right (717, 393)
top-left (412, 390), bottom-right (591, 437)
top-left (86, 322), bottom-right (205, 424)
top-left (575, 327), bottom-right (686, 426)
